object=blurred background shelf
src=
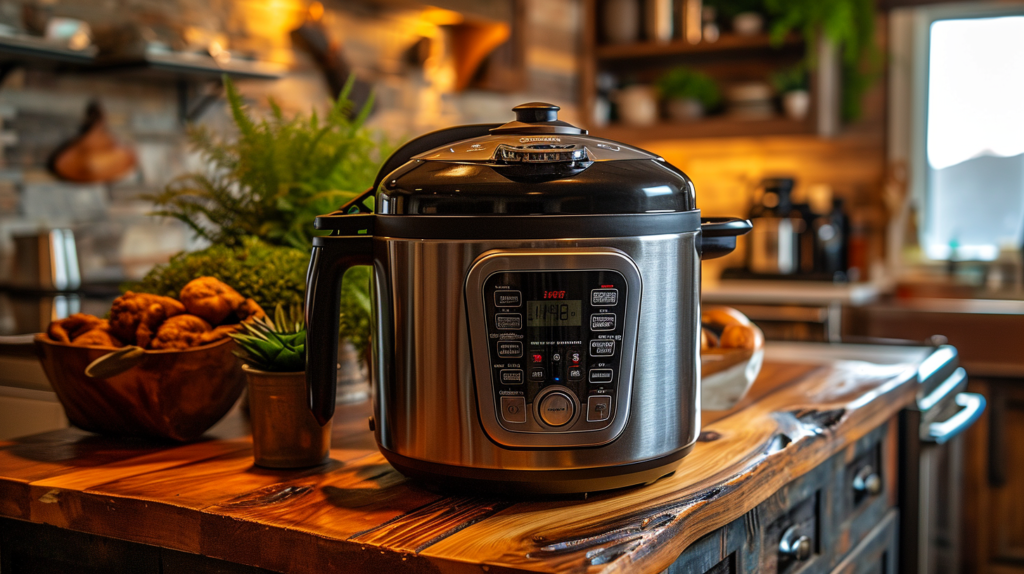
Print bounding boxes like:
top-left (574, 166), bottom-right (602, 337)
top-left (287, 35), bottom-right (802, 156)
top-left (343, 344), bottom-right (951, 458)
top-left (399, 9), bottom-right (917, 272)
top-left (594, 115), bottom-right (816, 142)
top-left (595, 32), bottom-right (801, 61)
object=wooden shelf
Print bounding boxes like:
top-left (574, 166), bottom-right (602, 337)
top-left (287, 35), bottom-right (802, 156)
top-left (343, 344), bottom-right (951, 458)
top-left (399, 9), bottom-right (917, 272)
top-left (595, 33), bottom-right (802, 61)
top-left (95, 52), bottom-right (285, 82)
top-left (0, 34), bottom-right (96, 67)
top-left (593, 115), bottom-right (815, 142)
top-left (0, 35), bottom-right (285, 82)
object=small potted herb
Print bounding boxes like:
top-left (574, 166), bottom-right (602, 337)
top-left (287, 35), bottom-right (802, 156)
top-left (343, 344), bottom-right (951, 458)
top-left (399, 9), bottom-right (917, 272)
top-left (772, 66), bottom-right (810, 120)
top-left (232, 305), bottom-right (330, 469)
top-left (655, 67), bottom-right (721, 121)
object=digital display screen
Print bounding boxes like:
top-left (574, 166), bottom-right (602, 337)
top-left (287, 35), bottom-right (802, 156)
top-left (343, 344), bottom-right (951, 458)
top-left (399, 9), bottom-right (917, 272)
top-left (526, 300), bottom-right (581, 327)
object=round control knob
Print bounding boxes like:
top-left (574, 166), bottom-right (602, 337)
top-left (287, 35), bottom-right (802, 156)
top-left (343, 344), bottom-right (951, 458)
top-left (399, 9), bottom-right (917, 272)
top-left (538, 392), bottom-right (575, 427)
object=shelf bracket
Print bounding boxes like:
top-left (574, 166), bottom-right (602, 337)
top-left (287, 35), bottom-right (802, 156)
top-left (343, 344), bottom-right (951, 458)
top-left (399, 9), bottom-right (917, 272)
top-left (177, 79), bottom-right (224, 125)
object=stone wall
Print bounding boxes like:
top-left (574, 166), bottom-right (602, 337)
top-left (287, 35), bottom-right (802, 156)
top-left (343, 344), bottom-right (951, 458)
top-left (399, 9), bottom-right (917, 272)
top-left (0, 0), bottom-right (581, 284)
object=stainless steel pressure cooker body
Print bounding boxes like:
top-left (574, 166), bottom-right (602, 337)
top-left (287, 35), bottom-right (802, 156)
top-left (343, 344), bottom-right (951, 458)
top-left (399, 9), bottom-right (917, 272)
top-left (305, 103), bottom-right (751, 495)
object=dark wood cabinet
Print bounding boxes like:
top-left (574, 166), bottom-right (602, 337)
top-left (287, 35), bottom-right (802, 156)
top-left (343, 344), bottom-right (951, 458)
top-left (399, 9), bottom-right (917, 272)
top-left (666, 420), bottom-right (898, 574)
top-left (853, 299), bottom-right (1024, 574)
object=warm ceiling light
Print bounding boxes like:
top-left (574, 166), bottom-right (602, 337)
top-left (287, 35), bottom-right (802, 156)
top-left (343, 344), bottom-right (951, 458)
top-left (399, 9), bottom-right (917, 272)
top-left (420, 6), bottom-right (464, 26)
top-left (308, 1), bottom-right (324, 22)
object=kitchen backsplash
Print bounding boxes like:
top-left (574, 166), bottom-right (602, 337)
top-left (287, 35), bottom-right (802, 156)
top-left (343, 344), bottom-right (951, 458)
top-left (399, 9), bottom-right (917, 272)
top-left (0, 0), bottom-right (581, 285)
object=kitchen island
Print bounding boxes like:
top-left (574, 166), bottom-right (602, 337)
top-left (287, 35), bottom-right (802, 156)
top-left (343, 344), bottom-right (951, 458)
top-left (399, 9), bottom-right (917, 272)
top-left (0, 344), bottom-right (927, 574)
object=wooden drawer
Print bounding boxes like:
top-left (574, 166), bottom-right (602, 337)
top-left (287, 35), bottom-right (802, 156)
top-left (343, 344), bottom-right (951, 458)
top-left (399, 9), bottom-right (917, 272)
top-left (836, 421), bottom-right (897, 559)
top-left (763, 492), bottom-right (821, 574)
top-left (829, 509), bottom-right (899, 574)
top-left (666, 417), bottom-right (898, 574)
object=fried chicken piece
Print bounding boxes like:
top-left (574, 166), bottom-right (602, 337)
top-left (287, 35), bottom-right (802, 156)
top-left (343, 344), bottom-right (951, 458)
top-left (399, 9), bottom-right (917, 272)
top-left (234, 298), bottom-right (266, 322)
top-left (47, 313), bottom-right (104, 343)
top-left (72, 326), bottom-right (123, 348)
top-left (109, 292), bottom-right (186, 346)
top-left (179, 277), bottom-right (246, 325)
top-left (719, 324), bottom-right (763, 351)
top-left (197, 324), bottom-right (242, 346)
top-left (150, 314), bottom-right (212, 350)
top-left (701, 327), bottom-right (720, 350)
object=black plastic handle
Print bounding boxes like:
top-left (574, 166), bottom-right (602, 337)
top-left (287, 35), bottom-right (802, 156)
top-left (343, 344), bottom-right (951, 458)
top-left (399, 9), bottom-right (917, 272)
top-left (305, 235), bottom-right (374, 426)
top-left (700, 217), bottom-right (752, 260)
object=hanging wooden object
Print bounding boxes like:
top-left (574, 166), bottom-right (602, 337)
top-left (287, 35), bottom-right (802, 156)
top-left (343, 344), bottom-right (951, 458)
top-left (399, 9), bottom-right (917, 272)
top-left (50, 103), bottom-right (136, 183)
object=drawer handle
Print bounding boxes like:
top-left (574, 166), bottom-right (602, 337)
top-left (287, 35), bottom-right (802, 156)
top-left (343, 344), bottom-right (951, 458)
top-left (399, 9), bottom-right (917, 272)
top-left (852, 465), bottom-right (882, 496)
top-left (779, 526), bottom-right (812, 561)
top-left (926, 392), bottom-right (986, 445)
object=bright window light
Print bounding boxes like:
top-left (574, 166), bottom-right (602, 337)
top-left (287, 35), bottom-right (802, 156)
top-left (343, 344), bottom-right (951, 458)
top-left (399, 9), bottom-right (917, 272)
top-left (924, 15), bottom-right (1024, 260)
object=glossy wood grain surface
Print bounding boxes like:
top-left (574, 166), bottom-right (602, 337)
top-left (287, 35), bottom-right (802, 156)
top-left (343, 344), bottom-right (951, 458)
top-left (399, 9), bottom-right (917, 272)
top-left (0, 356), bottom-right (919, 574)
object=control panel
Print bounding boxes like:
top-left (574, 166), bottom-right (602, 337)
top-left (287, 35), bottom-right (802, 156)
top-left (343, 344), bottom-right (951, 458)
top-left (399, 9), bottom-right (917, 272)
top-left (465, 249), bottom-right (642, 448)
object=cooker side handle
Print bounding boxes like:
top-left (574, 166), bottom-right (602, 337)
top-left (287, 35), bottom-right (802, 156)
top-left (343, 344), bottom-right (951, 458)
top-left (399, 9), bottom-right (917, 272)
top-left (305, 235), bottom-right (374, 426)
top-left (700, 217), bottom-right (752, 260)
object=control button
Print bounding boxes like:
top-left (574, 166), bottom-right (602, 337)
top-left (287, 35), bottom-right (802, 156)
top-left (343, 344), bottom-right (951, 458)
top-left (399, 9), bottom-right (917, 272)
top-left (589, 368), bottom-right (614, 384)
top-left (590, 340), bottom-right (615, 357)
top-left (494, 290), bottom-right (522, 307)
top-left (538, 392), bottom-right (575, 427)
top-left (587, 396), bottom-right (612, 422)
top-left (552, 353), bottom-right (562, 362)
top-left (591, 313), bottom-right (616, 331)
top-left (531, 353), bottom-right (544, 364)
top-left (569, 351), bottom-right (582, 365)
top-left (500, 396), bottom-right (527, 423)
top-left (567, 367), bottom-right (584, 381)
top-left (500, 369), bottom-right (523, 384)
top-left (497, 341), bottom-right (523, 358)
top-left (591, 289), bottom-right (619, 306)
top-left (495, 313), bottom-right (522, 330)
top-left (529, 367), bottom-right (546, 381)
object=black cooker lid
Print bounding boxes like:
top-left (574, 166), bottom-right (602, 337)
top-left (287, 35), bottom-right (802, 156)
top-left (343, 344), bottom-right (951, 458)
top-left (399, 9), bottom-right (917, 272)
top-left (374, 103), bottom-right (696, 216)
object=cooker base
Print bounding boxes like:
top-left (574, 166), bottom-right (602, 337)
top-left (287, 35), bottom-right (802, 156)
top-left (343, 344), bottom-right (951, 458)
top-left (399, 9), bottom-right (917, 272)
top-left (379, 444), bottom-right (695, 496)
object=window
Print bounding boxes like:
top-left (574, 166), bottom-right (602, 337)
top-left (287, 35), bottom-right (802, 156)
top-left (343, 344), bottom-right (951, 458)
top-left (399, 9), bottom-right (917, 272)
top-left (892, 3), bottom-right (1024, 262)
top-left (924, 13), bottom-right (1024, 260)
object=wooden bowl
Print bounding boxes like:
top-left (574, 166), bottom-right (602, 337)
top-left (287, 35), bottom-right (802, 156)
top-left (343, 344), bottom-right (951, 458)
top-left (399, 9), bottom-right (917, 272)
top-left (34, 334), bottom-right (246, 442)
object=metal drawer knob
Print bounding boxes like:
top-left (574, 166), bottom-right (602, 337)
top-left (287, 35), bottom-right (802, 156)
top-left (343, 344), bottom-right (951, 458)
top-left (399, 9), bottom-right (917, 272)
top-left (853, 465), bottom-right (882, 495)
top-left (779, 526), bottom-right (812, 561)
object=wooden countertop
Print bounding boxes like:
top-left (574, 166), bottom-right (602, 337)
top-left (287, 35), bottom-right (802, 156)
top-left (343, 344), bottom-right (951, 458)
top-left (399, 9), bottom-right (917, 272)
top-left (0, 349), bottom-right (922, 574)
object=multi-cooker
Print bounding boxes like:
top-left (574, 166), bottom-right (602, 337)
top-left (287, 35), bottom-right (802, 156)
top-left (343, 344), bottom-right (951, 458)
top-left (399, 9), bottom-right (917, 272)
top-left (305, 103), bottom-right (750, 494)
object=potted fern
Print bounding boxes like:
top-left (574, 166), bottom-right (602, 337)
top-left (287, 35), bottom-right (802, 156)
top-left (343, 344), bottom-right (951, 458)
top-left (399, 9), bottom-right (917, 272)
top-left (656, 67), bottom-right (721, 122)
top-left (772, 66), bottom-right (810, 120)
top-left (231, 305), bottom-right (329, 468)
top-left (139, 75), bottom-right (389, 388)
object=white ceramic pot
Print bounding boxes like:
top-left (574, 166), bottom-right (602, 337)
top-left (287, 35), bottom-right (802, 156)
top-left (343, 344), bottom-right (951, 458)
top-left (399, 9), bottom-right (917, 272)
top-left (603, 0), bottom-right (640, 44)
top-left (666, 98), bottom-right (705, 122)
top-left (732, 12), bottom-right (764, 36)
top-left (615, 85), bottom-right (659, 126)
top-left (783, 90), bottom-right (811, 120)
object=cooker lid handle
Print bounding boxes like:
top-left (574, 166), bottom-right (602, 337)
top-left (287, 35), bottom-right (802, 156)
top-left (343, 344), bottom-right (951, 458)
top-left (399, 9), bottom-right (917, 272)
top-left (489, 102), bottom-right (588, 135)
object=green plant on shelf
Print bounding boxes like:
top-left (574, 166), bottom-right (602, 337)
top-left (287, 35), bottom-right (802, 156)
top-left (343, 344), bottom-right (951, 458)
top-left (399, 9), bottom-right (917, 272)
top-left (655, 67), bottom-right (722, 109)
top-left (763, 0), bottom-right (878, 121)
top-left (231, 304), bottom-right (306, 373)
top-left (771, 65), bottom-right (808, 94)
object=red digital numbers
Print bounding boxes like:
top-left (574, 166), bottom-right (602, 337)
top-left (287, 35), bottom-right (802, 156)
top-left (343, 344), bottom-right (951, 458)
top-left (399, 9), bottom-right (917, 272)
top-left (543, 290), bottom-right (566, 299)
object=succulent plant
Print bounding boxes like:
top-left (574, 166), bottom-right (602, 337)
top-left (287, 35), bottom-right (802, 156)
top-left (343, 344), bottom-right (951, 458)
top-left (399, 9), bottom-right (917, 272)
top-left (231, 305), bottom-right (307, 373)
